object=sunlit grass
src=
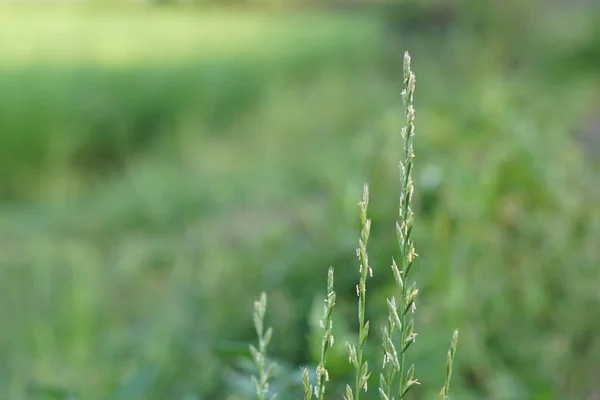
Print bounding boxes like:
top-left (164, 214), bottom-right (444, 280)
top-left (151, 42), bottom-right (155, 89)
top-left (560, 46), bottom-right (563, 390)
top-left (0, 4), bottom-right (381, 66)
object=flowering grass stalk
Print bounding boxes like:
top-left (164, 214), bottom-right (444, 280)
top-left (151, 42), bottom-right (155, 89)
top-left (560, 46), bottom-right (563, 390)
top-left (344, 183), bottom-right (373, 400)
top-left (380, 52), bottom-right (458, 400)
top-left (378, 50), bottom-right (419, 400)
top-left (439, 330), bottom-right (459, 400)
top-left (395, 50), bottom-right (420, 400)
top-left (303, 267), bottom-right (337, 400)
top-left (250, 292), bottom-right (275, 400)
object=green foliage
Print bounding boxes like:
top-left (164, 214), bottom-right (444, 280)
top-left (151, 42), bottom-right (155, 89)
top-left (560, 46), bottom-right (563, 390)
top-left (0, 6), bottom-right (381, 201)
top-left (0, 3), bottom-right (599, 400)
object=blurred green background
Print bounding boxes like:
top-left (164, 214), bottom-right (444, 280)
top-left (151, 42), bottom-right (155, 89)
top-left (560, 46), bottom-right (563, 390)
top-left (1, 0), bottom-right (599, 399)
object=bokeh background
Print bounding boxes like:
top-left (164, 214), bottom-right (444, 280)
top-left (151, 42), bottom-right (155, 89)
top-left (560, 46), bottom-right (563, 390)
top-left (1, 0), bottom-right (599, 399)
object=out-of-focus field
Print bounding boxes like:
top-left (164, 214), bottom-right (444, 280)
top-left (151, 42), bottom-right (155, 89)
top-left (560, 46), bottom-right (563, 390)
top-left (0, 2), bottom-right (599, 400)
top-left (0, 7), bottom-right (380, 65)
top-left (0, 6), bottom-right (382, 200)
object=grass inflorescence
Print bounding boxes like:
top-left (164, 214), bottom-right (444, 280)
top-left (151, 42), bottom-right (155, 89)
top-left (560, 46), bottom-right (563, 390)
top-left (303, 267), bottom-right (337, 400)
top-left (250, 293), bottom-right (276, 400)
top-left (246, 51), bottom-right (458, 400)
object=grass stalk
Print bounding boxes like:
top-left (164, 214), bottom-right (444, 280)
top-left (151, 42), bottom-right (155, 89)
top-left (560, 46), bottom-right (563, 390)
top-left (439, 330), bottom-right (459, 400)
top-left (302, 267), bottom-right (337, 400)
top-left (250, 292), bottom-right (275, 400)
top-left (314, 267), bottom-right (337, 400)
top-left (345, 183), bottom-right (373, 400)
top-left (395, 50), bottom-right (420, 400)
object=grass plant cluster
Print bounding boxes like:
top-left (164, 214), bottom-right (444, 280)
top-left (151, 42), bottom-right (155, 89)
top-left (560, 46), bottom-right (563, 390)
top-left (247, 53), bottom-right (459, 400)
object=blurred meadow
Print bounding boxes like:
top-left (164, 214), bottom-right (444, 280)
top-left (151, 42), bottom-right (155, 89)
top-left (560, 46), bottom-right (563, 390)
top-left (0, 0), bottom-right (599, 399)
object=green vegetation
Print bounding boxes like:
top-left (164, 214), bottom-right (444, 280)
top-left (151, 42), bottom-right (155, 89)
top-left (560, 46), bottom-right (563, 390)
top-left (0, 2), bottom-right (599, 400)
top-left (0, 5), bottom-right (381, 200)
